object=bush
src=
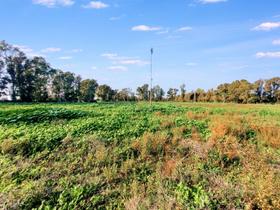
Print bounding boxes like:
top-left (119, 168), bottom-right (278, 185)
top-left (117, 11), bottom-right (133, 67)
top-left (175, 182), bottom-right (210, 209)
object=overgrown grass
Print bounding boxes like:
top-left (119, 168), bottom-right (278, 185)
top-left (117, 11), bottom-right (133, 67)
top-left (0, 102), bottom-right (279, 209)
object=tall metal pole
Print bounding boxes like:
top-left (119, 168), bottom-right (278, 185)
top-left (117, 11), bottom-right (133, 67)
top-left (150, 48), bottom-right (153, 105)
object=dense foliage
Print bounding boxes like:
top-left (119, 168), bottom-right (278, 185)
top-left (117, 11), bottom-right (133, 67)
top-left (1, 40), bottom-right (280, 104)
top-left (0, 102), bottom-right (279, 209)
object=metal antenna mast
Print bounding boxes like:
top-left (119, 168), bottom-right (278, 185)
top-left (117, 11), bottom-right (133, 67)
top-left (150, 48), bottom-right (153, 105)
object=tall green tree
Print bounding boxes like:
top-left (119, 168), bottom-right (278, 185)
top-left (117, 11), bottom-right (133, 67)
top-left (52, 70), bottom-right (64, 101)
top-left (180, 84), bottom-right (186, 101)
top-left (96, 84), bottom-right (114, 101)
top-left (136, 84), bottom-right (149, 101)
top-left (0, 57), bottom-right (9, 97)
top-left (80, 79), bottom-right (98, 102)
top-left (264, 77), bottom-right (280, 103)
top-left (167, 88), bottom-right (178, 101)
top-left (0, 41), bottom-right (26, 101)
top-left (115, 88), bottom-right (135, 101)
top-left (216, 83), bottom-right (229, 103)
top-left (152, 85), bottom-right (165, 101)
top-left (19, 57), bottom-right (51, 102)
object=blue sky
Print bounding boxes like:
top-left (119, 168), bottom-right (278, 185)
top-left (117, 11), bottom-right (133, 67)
top-left (1, 0), bottom-right (280, 91)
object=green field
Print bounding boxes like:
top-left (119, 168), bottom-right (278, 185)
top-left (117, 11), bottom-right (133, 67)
top-left (0, 102), bottom-right (280, 209)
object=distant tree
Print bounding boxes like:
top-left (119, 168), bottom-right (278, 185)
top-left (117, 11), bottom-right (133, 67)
top-left (74, 75), bottom-right (82, 102)
top-left (63, 72), bottom-right (79, 102)
top-left (275, 89), bottom-right (280, 103)
top-left (167, 88), bottom-right (178, 101)
top-left (0, 57), bottom-right (9, 97)
top-left (205, 89), bottom-right (215, 102)
top-left (115, 88), bottom-right (135, 101)
top-left (136, 84), bottom-right (149, 101)
top-left (80, 79), bottom-right (98, 102)
top-left (0, 41), bottom-right (27, 101)
top-left (51, 71), bottom-right (80, 102)
top-left (152, 85), bottom-right (165, 101)
top-left (96, 84), bottom-right (114, 101)
top-left (264, 77), bottom-right (280, 103)
top-left (180, 84), bottom-right (186, 101)
top-left (216, 83), bottom-right (229, 103)
top-left (252, 80), bottom-right (265, 103)
top-left (195, 88), bottom-right (205, 102)
top-left (227, 80), bottom-right (253, 103)
top-left (23, 57), bottom-right (51, 102)
top-left (52, 70), bottom-right (64, 101)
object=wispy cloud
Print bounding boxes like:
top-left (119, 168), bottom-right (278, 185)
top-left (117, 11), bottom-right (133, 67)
top-left (91, 66), bottom-right (97, 70)
top-left (109, 16), bottom-right (121, 21)
top-left (59, 56), bottom-right (72, 60)
top-left (272, 39), bottom-right (280, 45)
top-left (132, 25), bottom-right (161, 32)
top-left (101, 53), bottom-right (118, 59)
top-left (13, 44), bottom-right (45, 57)
top-left (253, 22), bottom-right (280, 31)
top-left (256, 51), bottom-right (280, 58)
top-left (108, 66), bottom-right (127, 71)
top-left (177, 26), bottom-right (193, 32)
top-left (82, 1), bottom-right (109, 9)
top-left (41, 47), bottom-right (61, 53)
top-left (102, 53), bottom-right (149, 66)
top-left (198, 0), bottom-right (227, 4)
top-left (13, 45), bottom-right (33, 54)
top-left (109, 14), bottom-right (125, 21)
top-left (117, 59), bottom-right (149, 65)
top-left (69, 49), bottom-right (83, 53)
top-left (166, 35), bottom-right (182, 39)
top-left (156, 29), bottom-right (169, 34)
top-left (32, 0), bottom-right (74, 7)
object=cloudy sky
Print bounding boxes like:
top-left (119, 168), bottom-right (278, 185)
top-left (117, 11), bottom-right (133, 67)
top-left (1, 0), bottom-right (280, 91)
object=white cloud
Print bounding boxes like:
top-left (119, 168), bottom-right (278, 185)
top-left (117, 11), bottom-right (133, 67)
top-left (101, 53), bottom-right (149, 67)
top-left (13, 44), bottom-right (45, 57)
top-left (91, 66), bottom-right (97, 70)
top-left (108, 66), bottom-right (127, 71)
top-left (33, 0), bottom-right (74, 7)
top-left (253, 22), bottom-right (280, 31)
top-left (256, 51), bottom-right (280, 58)
top-left (101, 53), bottom-right (118, 59)
top-left (82, 1), bottom-right (109, 9)
top-left (157, 29), bottom-right (169, 34)
top-left (198, 0), bottom-right (227, 4)
top-left (13, 45), bottom-right (33, 53)
top-left (132, 25), bottom-right (161, 32)
top-left (272, 39), bottom-right (280, 45)
top-left (177, 26), bottom-right (193, 32)
top-left (41, 47), bottom-right (61, 53)
top-left (69, 49), bottom-right (83, 53)
top-left (118, 59), bottom-right (149, 65)
top-left (109, 15), bottom-right (125, 21)
top-left (59, 56), bottom-right (72, 60)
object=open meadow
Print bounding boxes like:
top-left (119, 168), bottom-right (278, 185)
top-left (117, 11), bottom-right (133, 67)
top-left (0, 102), bottom-right (280, 209)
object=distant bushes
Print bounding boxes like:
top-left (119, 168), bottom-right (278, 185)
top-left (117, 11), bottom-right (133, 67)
top-left (0, 108), bottom-right (87, 124)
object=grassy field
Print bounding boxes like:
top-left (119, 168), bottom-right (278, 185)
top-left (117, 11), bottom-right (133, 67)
top-left (0, 102), bottom-right (280, 209)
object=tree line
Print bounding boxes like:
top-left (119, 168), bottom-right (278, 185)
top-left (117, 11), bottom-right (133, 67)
top-left (0, 40), bottom-right (279, 103)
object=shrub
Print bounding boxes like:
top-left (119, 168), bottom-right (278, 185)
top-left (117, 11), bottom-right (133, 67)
top-left (0, 139), bottom-right (17, 155)
top-left (175, 182), bottom-right (210, 209)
